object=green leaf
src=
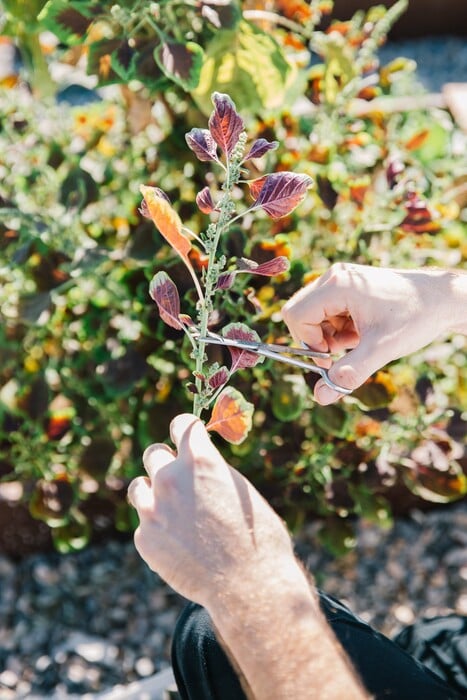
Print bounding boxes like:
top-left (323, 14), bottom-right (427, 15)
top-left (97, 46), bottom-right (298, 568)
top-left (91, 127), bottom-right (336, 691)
top-left (352, 372), bottom-right (396, 410)
top-left (38, 0), bottom-right (98, 45)
top-left (60, 167), bottom-right (98, 210)
top-left (313, 404), bottom-right (349, 438)
top-left (318, 518), bottom-right (356, 556)
top-left (193, 20), bottom-right (292, 115)
top-left (154, 41), bottom-right (204, 91)
top-left (52, 509), bottom-right (91, 553)
top-left (272, 377), bottom-right (306, 422)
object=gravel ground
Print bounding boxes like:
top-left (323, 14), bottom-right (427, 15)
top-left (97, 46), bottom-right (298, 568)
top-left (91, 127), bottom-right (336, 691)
top-left (0, 502), bottom-right (465, 699)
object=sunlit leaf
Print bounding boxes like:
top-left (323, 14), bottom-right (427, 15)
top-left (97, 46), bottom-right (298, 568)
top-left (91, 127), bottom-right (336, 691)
top-left (193, 21), bottom-right (293, 116)
top-left (250, 172), bottom-right (312, 219)
top-left (208, 92), bottom-right (244, 155)
top-left (206, 386), bottom-right (253, 443)
top-left (403, 463), bottom-right (467, 504)
top-left (185, 128), bottom-right (218, 162)
top-left (222, 322), bottom-right (264, 372)
top-left (140, 186), bottom-right (203, 299)
top-left (243, 138), bottom-right (279, 161)
top-left (196, 186), bottom-right (216, 213)
top-left (149, 271), bottom-right (183, 330)
top-left (154, 41), bottom-right (204, 91)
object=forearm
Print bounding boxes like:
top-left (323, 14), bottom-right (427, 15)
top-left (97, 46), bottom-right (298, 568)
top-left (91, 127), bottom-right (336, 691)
top-left (209, 559), bottom-right (370, 700)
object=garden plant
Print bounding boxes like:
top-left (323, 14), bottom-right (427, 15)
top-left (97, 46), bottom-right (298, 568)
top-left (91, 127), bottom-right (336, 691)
top-left (0, 0), bottom-right (465, 554)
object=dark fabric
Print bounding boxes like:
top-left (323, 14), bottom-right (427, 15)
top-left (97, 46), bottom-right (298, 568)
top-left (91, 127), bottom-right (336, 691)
top-left (393, 614), bottom-right (467, 695)
top-left (172, 592), bottom-right (467, 699)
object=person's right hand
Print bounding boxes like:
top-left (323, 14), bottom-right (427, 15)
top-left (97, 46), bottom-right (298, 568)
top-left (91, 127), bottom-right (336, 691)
top-left (282, 263), bottom-right (463, 405)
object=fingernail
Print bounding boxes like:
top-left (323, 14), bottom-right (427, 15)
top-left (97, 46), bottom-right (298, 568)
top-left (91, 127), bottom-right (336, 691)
top-left (316, 384), bottom-right (339, 404)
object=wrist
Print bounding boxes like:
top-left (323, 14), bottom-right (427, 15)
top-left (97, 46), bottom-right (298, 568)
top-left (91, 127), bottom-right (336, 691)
top-left (207, 554), bottom-right (319, 637)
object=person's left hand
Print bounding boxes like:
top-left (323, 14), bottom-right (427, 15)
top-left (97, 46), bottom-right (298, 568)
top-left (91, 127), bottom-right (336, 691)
top-left (127, 414), bottom-right (296, 610)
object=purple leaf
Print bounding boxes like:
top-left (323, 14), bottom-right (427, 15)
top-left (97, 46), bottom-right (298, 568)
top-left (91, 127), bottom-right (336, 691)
top-left (252, 172), bottom-right (313, 219)
top-left (222, 323), bottom-right (264, 372)
top-left (185, 128), bottom-right (218, 162)
top-left (208, 366), bottom-right (230, 389)
top-left (215, 271), bottom-right (236, 290)
top-left (149, 271), bottom-right (183, 330)
top-left (244, 138), bottom-right (279, 161)
top-left (237, 256), bottom-right (290, 276)
top-left (208, 92), bottom-right (244, 156)
top-left (196, 186), bottom-right (216, 214)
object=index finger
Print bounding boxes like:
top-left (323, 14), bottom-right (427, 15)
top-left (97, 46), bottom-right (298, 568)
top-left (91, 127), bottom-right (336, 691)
top-left (169, 413), bottom-right (223, 466)
top-left (142, 443), bottom-right (176, 483)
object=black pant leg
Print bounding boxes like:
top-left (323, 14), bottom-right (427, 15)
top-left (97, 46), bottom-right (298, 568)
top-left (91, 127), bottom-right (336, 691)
top-left (172, 595), bottom-right (465, 699)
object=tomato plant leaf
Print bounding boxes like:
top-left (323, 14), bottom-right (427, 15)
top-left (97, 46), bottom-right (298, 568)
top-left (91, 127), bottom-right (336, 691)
top-left (208, 92), bottom-right (244, 156)
top-left (244, 138), bottom-right (279, 161)
top-left (154, 41), bottom-right (204, 91)
top-left (206, 386), bottom-right (253, 443)
top-left (149, 271), bottom-right (183, 330)
top-left (251, 172), bottom-right (313, 219)
top-left (196, 186), bottom-right (216, 213)
top-left (185, 128), bottom-right (218, 162)
top-left (222, 323), bottom-right (264, 372)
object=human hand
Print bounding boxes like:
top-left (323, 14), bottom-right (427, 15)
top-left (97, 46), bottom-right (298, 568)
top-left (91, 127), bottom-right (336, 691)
top-left (127, 414), bottom-right (296, 611)
top-left (282, 263), bottom-right (461, 404)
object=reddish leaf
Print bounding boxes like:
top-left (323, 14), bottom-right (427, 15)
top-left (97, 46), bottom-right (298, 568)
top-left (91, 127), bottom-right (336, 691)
top-left (244, 138), bottom-right (279, 161)
top-left (252, 172), bottom-right (313, 219)
top-left (185, 128), bottom-right (218, 162)
top-left (208, 366), bottom-right (230, 389)
top-left (248, 176), bottom-right (268, 200)
top-left (179, 313), bottom-right (196, 328)
top-left (196, 186), bottom-right (216, 214)
top-left (208, 92), bottom-right (244, 156)
top-left (237, 256), bottom-right (290, 276)
top-left (206, 387), bottom-right (253, 444)
top-left (222, 323), bottom-right (264, 372)
top-left (141, 186), bottom-right (191, 261)
top-left (140, 185), bottom-right (203, 299)
top-left (149, 271), bottom-right (183, 330)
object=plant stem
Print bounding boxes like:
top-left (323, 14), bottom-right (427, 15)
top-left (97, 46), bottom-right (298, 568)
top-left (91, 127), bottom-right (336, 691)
top-left (192, 187), bottom-right (234, 417)
top-left (18, 31), bottom-right (56, 99)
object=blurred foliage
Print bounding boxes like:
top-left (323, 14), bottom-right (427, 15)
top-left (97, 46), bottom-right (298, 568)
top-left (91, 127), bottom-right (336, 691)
top-left (0, 0), bottom-right (465, 554)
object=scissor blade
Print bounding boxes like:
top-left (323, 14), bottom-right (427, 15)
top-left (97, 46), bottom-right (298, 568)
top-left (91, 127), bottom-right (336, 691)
top-left (198, 336), bottom-right (261, 351)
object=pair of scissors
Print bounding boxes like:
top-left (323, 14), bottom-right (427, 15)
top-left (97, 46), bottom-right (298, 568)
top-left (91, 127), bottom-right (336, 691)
top-left (197, 332), bottom-right (352, 395)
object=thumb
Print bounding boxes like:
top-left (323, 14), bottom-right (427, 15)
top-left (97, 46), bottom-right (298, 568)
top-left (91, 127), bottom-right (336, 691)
top-left (314, 333), bottom-right (386, 405)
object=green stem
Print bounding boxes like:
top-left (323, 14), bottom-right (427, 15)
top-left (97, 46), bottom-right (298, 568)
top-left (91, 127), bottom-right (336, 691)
top-left (19, 30), bottom-right (56, 99)
top-left (192, 183), bottom-right (234, 417)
